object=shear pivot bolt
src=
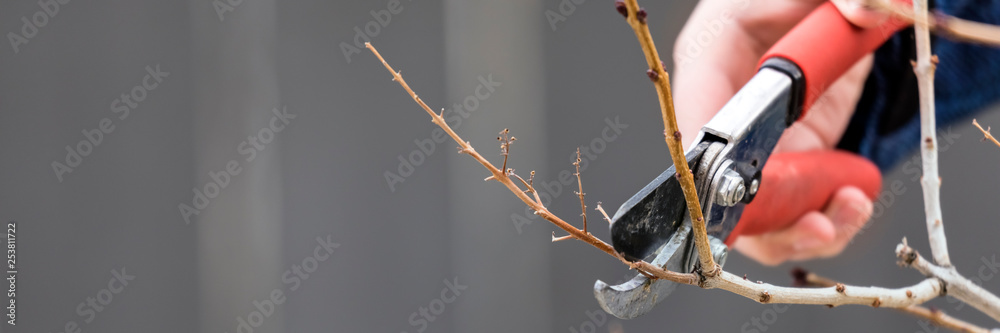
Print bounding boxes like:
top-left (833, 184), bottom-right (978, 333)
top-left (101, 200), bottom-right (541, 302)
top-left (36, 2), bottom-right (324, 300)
top-left (715, 169), bottom-right (745, 206)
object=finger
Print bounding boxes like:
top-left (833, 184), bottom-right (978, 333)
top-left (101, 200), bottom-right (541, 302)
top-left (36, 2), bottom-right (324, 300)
top-left (792, 186), bottom-right (874, 259)
top-left (733, 212), bottom-right (836, 266)
top-left (832, 0), bottom-right (890, 28)
top-left (734, 186), bottom-right (874, 265)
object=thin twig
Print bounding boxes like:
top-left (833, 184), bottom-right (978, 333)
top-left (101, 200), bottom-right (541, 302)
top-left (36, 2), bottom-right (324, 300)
top-left (552, 232), bottom-right (573, 242)
top-left (595, 202), bottom-right (612, 225)
top-left (973, 119), bottom-right (1000, 149)
top-left (618, 0), bottom-right (717, 276)
top-left (912, 0), bottom-right (951, 267)
top-left (498, 128), bottom-right (514, 174)
top-left (792, 267), bottom-right (839, 288)
top-left (898, 306), bottom-right (993, 333)
top-left (365, 42), bottom-right (700, 286)
top-left (573, 148), bottom-right (588, 233)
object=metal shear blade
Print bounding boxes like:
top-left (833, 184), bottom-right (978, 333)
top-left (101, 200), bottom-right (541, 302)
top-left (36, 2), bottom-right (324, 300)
top-left (594, 220), bottom-right (693, 319)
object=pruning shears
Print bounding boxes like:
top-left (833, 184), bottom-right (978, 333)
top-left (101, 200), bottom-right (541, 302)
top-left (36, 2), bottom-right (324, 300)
top-left (594, 2), bottom-right (903, 319)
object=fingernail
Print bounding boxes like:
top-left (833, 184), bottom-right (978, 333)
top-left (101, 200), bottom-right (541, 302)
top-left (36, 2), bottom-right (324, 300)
top-left (827, 197), bottom-right (873, 228)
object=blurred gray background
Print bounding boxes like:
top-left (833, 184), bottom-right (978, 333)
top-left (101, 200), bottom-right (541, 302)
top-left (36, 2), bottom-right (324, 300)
top-left (1, 0), bottom-right (999, 332)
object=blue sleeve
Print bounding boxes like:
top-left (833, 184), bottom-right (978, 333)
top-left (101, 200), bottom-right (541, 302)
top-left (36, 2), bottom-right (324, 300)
top-left (836, 0), bottom-right (1000, 170)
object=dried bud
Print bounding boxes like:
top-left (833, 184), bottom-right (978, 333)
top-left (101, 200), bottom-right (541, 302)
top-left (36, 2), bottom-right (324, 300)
top-left (759, 291), bottom-right (772, 303)
top-left (646, 69), bottom-right (658, 81)
top-left (637, 8), bottom-right (647, 23)
top-left (614, 0), bottom-right (627, 18)
top-left (790, 267), bottom-right (808, 287)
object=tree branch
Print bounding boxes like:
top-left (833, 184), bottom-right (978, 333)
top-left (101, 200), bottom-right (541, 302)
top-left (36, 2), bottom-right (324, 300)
top-left (797, 268), bottom-right (995, 333)
top-left (617, 0), bottom-right (717, 277)
top-left (703, 270), bottom-right (943, 308)
top-left (912, 0), bottom-right (952, 267)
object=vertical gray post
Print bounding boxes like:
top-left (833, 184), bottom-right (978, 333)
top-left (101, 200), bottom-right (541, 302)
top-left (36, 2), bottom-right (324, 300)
top-left (189, 1), bottom-right (285, 332)
top-left (444, 0), bottom-right (552, 331)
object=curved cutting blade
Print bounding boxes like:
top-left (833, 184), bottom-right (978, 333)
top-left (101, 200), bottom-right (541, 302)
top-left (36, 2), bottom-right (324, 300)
top-left (594, 221), bottom-right (692, 319)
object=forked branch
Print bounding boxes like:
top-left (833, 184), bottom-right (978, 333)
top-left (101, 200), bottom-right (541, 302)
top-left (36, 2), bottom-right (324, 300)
top-left (897, 241), bottom-right (1000, 323)
top-left (901, 0), bottom-right (1000, 324)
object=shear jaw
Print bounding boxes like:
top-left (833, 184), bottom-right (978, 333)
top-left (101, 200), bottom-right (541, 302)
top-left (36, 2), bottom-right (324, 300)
top-left (594, 220), bottom-right (694, 320)
top-left (594, 221), bottom-right (730, 320)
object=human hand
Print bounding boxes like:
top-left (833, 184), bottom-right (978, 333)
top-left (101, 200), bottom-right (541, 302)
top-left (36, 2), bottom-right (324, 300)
top-left (672, 0), bottom-right (888, 265)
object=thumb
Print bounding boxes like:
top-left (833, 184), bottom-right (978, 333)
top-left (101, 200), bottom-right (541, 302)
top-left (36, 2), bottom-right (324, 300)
top-left (726, 150), bottom-right (882, 244)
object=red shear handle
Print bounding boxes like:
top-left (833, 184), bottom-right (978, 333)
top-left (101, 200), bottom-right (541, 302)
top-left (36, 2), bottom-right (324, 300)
top-left (725, 151), bottom-right (882, 245)
top-left (758, 2), bottom-right (909, 116)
